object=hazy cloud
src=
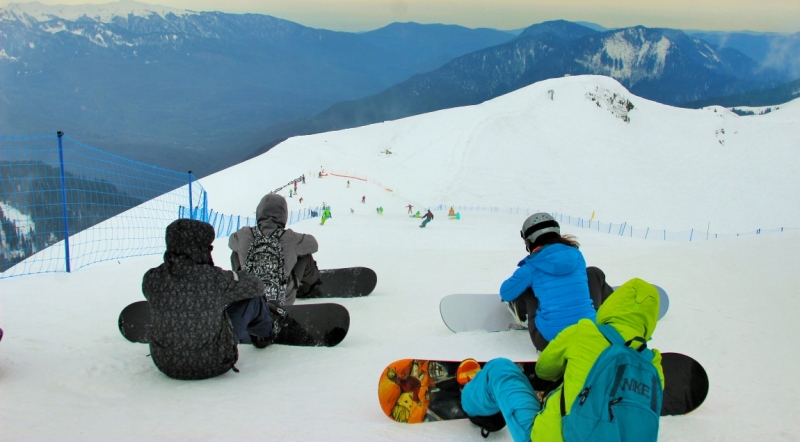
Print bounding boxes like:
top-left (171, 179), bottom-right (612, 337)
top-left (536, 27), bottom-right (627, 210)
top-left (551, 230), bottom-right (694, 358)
top-left (0, 0), bottom-right (797, 33)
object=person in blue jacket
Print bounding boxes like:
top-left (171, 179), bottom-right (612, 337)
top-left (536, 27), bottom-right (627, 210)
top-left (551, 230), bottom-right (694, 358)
top-left (501, 213), bottom-right (613, 352)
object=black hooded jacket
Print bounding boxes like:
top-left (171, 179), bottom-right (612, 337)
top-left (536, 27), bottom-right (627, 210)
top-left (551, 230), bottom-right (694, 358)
top-left (142, 219), bottom-right (264, 380)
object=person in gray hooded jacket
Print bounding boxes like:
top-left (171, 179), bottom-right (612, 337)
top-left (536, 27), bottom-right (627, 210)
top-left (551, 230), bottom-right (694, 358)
top-left (228, 193), bottom-right (321, 305)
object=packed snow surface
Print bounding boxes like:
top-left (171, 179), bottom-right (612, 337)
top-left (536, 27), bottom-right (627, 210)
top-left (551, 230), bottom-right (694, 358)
top-left (1, 75), bottom-right (799, 441)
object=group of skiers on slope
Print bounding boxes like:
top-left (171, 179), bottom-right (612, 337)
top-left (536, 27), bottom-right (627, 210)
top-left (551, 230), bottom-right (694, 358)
top-left (142, 193), bottom-right (323, 380)
top-left (140, 194), bottom-right (662, 441)
top-left (459, 212), bottom-right (663, 442)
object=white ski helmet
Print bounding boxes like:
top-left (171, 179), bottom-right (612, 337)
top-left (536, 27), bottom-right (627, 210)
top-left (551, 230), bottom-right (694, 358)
top-left (520, 212), bottom-right (560, 244)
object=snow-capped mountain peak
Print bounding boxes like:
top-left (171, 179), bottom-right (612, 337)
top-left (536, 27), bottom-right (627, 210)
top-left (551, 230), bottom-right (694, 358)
top-left (0, 1), bottom-right (197, 26)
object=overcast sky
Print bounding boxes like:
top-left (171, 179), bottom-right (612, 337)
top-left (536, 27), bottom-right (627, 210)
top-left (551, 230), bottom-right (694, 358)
top-left (2, 0), bottom-right (799, 33)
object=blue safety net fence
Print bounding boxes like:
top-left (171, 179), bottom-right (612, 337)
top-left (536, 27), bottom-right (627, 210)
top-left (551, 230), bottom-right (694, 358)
top-left (433, 205), bottom-right (797, 241)
top-left (197, 206), bottom-right (322, 239)
top-left (1, 135), bottom-right (206, 278)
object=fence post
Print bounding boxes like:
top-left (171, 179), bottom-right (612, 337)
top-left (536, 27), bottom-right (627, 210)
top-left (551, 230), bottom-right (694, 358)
top-left (202, 191), bottom-right (208, 222)
top-left (188, 170), bottom-right (194, 220)
top-left (56, 131), bottom-right (71, 273)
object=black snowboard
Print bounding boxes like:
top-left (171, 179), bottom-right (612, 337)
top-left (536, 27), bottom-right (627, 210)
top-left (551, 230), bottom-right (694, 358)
top-left (119, 300), bottom-right (349, 347)
top-left (660, 352), bottom-right (709, 416)
top-left (378, 352), bottom-right (707, 424)
top-left (303, 267), bottom-right (377, 299)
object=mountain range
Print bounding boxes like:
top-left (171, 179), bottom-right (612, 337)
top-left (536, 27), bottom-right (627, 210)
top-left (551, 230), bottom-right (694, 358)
top-left (1, 1), bottom-right (798, 176)
top-left (246, 20), bottom-right (790, 158)
top-left (0, 1), bottom-right (513, 175)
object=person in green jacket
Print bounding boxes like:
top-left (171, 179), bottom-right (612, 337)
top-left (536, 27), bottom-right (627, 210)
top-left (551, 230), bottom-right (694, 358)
top-left (320, 207), bottom-right (332, 225)
top-left (460, 278), bottom-right (664, 442)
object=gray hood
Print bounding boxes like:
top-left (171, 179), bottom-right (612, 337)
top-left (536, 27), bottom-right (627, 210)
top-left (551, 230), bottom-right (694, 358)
top-left (256, 194), bottom-right (288, 234)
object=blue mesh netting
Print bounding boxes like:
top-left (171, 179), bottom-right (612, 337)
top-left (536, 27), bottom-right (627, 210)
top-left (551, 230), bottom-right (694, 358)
top-left (433, 205), bottom-right (797, 241)
top-left (1, 135), bottom-right (206, 278)
top-left (203, 206), bottom-right (321, 239)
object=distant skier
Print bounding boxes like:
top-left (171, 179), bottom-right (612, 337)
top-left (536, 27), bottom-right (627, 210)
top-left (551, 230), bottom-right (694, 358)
top-left (406, 204), bottom-right (413, 214)
top-left (289, 189), bottom-right (293, 198)
top-left (361, 195), bottom-right (366, 204)
top-left (320, 206), bottom-right (332, 225)
top-left (299, 197), bottom-right (304, 204)
top-left (347, 180), bottom-right (350, 188)
top-left (379, 206), bottom-right (384, 215)
top-left (502, 213), bottom-right (613, 352)
top-left (229, 193), bottom-right (323, 306)
top-left (301, 175), bottom-right (305, 184)
top-left (419, 210), bottom-right (434, 228)
top-left (293, 181), bottom-right (298, 193)
top-left (142, 219), bottom-right (287, 380)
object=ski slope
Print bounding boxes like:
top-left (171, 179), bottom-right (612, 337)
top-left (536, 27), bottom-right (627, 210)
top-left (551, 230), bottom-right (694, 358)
top-left (1, 75), bottom-right (799, 441)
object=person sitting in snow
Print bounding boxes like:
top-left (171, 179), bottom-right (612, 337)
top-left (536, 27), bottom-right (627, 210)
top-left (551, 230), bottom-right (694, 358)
top-left (142, 219), bottom-right (285, 381)
top-left (229, 194), bottom-right (323, 306)
top-left (448, 207), bottom-right (456, 217)
top-left (502, 213), bottom-right (614, 352)
top-left (460, 279), bottom-right (663, 441)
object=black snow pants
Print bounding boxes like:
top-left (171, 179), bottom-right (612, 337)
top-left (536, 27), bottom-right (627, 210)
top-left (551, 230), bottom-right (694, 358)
top-left (511, 266), bottom-right (614, 352)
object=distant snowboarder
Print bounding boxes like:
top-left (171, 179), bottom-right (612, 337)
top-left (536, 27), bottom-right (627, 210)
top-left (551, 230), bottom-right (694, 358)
top-left (362, 196), bottom-right (366, 204)
top-left (406, 204), bottom-right (413, 214)
top-left (321, 207), bottom-right (332, 225)
top-left (420, 210), bottom-right (434, 228)
top-left (347, 180), bottom-right (350, 188)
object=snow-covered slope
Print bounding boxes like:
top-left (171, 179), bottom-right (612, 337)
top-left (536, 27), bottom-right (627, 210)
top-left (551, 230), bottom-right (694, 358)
top-left (202, 75), bottom-right (800, 234)
top-left (1, 75), bottom-right (799, 441)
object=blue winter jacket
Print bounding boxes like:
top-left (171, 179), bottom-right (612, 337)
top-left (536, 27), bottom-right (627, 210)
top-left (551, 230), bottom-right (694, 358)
top-left (500, 243), bottom-right (595, 342)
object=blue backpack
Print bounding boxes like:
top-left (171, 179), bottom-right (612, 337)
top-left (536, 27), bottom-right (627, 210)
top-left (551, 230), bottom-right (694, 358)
top-left (561, 324), bottom-right (662, 442)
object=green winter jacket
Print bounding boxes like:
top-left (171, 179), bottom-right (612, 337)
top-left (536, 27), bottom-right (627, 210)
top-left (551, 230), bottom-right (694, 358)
top-left (530, 278), bottom-right (664, 442)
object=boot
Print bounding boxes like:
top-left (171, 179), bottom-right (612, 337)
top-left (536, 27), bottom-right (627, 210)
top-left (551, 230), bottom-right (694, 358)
top-left (468, 412), bottom-right (506, 438)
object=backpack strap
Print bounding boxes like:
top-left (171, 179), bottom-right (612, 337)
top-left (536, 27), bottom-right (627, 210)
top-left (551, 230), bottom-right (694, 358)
top-left (597, 324), bottom-right (648, 353)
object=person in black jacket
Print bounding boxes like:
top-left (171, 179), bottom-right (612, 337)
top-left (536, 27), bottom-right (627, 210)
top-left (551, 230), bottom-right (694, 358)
top-left (142, 219), bottom-right (282, 381)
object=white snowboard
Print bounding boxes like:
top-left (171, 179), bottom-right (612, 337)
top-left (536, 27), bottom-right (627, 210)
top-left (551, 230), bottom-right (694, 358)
top-left (440, 286), bottom-right (669, 333)
top-left (439, 294), bottom-right (522, 333)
